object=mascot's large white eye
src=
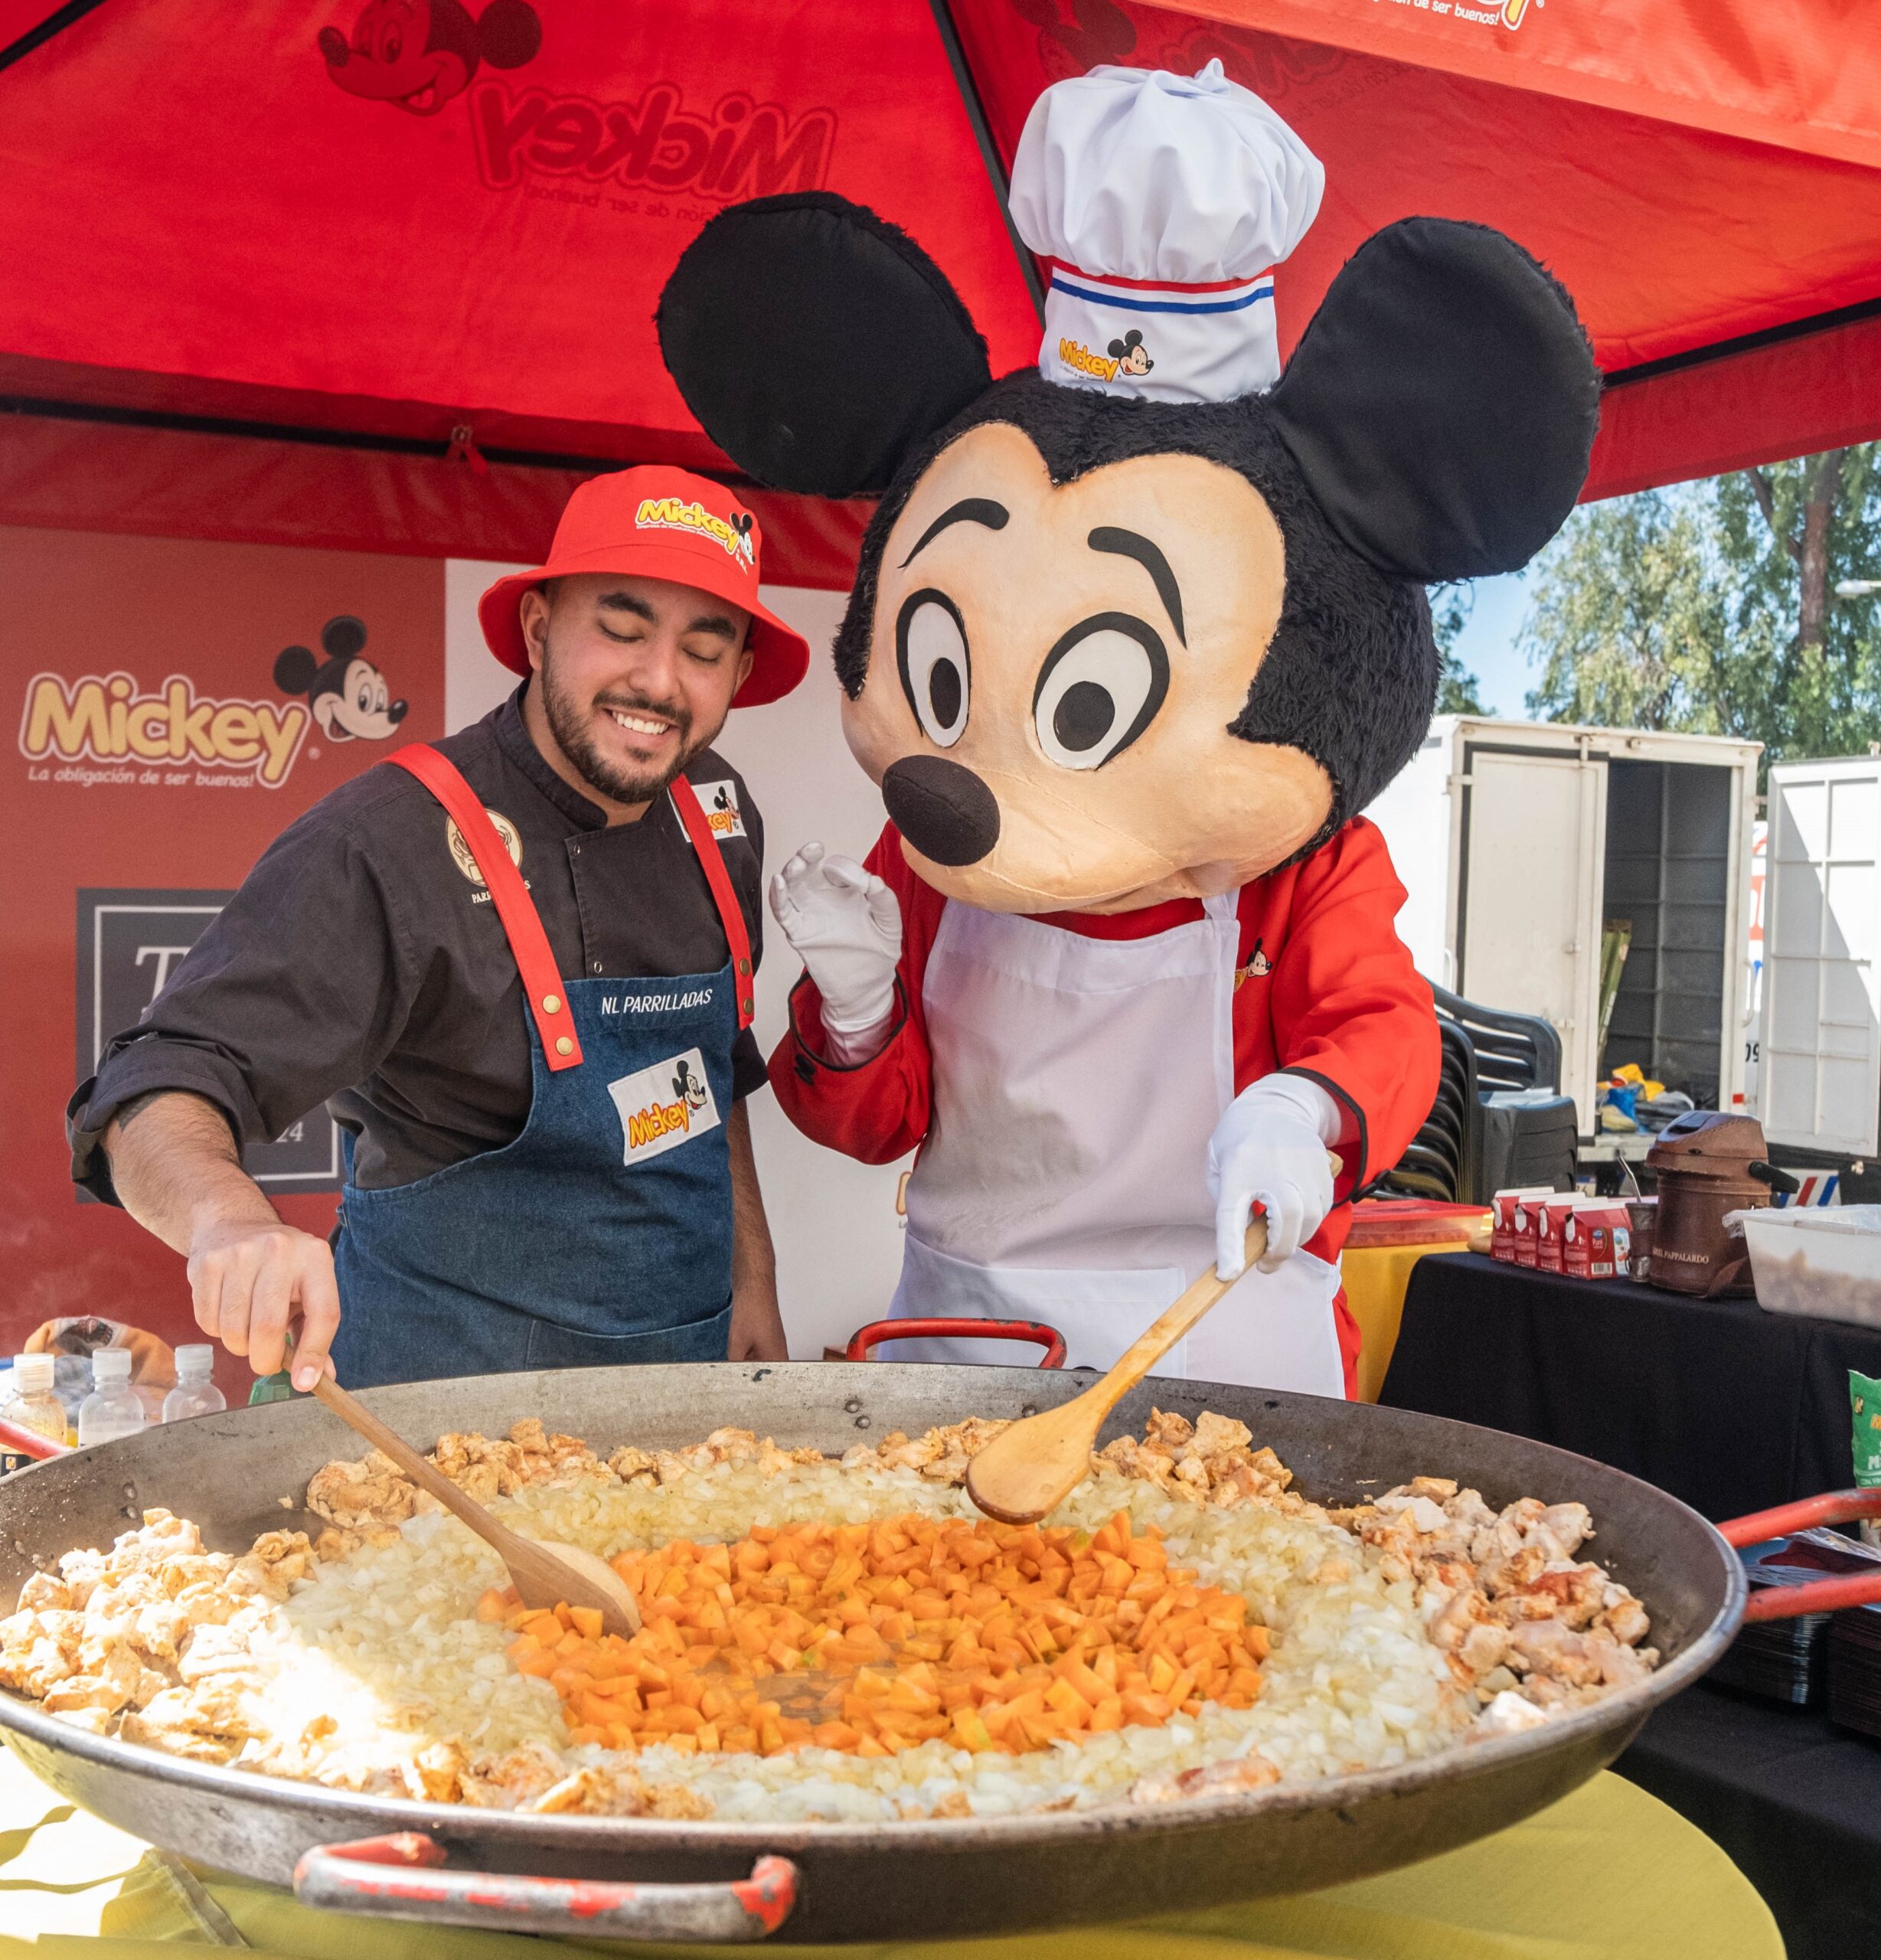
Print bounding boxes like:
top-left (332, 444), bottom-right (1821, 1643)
top-left (896, 590), bottom-right (971, 748)
top-left (1032, 614), bottom-right (1170, 770)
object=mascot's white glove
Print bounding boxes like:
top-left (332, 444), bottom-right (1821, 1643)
top-left (769, 842), bottom-right (903, 1063)
top-left (1207, 1073), bottom-right (1344, 1280)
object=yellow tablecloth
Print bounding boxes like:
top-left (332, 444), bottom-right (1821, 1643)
top-left (1342, 1240), bottom-right (1462, 1404)
top-left (1, 1740), bottom-right (1780, 1960)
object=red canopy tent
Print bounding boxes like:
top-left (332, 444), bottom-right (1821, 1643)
top-left (1, 0), bottom-right (1878, 580)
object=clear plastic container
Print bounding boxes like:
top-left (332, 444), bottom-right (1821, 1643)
top-left (77, 1347), bottom-right (147, 1446)
top-left (162, 1344), bottom-right (227, 1422)
top-left (1726, 1204), bottom-right (1881, 1327)
top-left (4, 1353), bottom-right (68, 1446)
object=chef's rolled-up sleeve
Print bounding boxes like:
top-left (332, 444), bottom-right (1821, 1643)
top-left (68, 805), bottom-right (417, 1204)
top-left (1269, 817), bottom-right (1440, 1190)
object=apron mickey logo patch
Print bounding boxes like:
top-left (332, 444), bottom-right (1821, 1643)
top-left (690, 780), bottom-right (747, 840)
top-left (446, 808), bottom-right (523, 885)
top-left (608, 1046), bottom-right (721, 1165)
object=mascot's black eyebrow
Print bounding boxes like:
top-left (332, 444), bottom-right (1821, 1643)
top-left (899, 498), bottom-right (1009, 567)
top-left (1088, 527), bottom-right (1184, 645)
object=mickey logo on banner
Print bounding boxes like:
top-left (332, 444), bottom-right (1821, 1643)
top-left (273, 617), bottom-right (409, 743)
top-left (318, 0), bottom-right (541, 117)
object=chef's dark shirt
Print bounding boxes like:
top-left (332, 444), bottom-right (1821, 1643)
top-left (68, 688), bottom-right (766, 1200)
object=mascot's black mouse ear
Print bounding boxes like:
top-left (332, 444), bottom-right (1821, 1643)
top-left (1269, 218), bottom-right (1599, 583)
top-left (657, 191), bottom-right (991, 498)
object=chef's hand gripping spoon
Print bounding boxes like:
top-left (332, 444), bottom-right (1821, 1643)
top-left (309, 1374), bottom-right (642, 1636)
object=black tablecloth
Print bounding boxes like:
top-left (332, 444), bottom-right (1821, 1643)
top-left (1618, 1683), bottom-right (1881, 1960)
top-left (1380, 1252), bottom-right (1881, 1521)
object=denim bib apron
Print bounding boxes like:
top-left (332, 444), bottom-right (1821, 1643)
top-left (328, 744), bottom-right (756, 1387)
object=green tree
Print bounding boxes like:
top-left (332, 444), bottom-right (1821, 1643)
top-left (1429, 583), bottom-right (1486, 714)
top-left (1521, 444), bottom-right (1881, 769)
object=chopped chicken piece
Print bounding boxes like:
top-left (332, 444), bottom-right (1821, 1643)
top-left (305, 1451), bottom-right (423, 1528)
top-left (875, 1430), bottom-right (943, 1472)
top-left (460, 1744), bottom-right (567, 1808)
top-left (119, 1679), bottom-right (256, 1764)
top-left (1506, 1619), bottom-right (1654, 1691)
top-left (1144, 1409), bottom-right (1194, 1451)
top-left (646, 1783), bottom-right (716, 1821)
top-left (1131, 1752), bottom-right (1281, 1804)
top-left (403, 1740), bottom-right (469, 1803)
top-left (607, 1444), bottom-right (659, 1485)
top-left (533, 1766), bottom-right (628, 1814)
top-left (1191, 1411), bottom-right (1253, 1456)
top-left (1472, 1690), bottom-right (1553, 1737)
top-left (1602, 1591), bottom-right (1651, 1647)
top-left (17, 1570), bottom-right (70, 1612)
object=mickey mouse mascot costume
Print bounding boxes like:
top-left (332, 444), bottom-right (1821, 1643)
top-left (658, 64), bottom-right (1599, 1396)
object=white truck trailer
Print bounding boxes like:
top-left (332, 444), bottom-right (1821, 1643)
top-left (1366, 716), bottom-right (1762, 1140)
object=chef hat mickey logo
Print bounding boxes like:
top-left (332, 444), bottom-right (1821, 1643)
top-left (1011, 61), bottom-right (1324, 404)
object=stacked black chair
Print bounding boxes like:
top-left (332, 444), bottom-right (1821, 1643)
top-left (1370, 1018), bottom-right (1478, 1202)
top-left (1429, 982), bottom-right (1562, 1096)
top-left (1370, 984), bottom-right (1570, 1204)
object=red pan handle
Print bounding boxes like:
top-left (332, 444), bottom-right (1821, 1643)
top-left (1719, 1488), bottom-right (1881, 1622)
top-left (844, 1318), bottom-right (1066, 1367)
top-left (294, 1834), bottom-right (796, 1940)
top-left (0, 1415), bottom-right (68, 1460)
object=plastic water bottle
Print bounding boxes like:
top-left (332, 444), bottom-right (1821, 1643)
top-left (162, 1344), bottom-right (227, 1423)
top-left (77, 1348), bottom-right (146, 1447)
top-left (4, 1354), bottom-right (69, 1447)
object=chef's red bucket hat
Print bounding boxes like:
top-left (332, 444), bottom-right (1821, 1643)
top-left (478, 466), bottom-right (810, 708)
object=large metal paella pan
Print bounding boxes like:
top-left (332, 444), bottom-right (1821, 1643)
top-left (0, 1361), bottom-right (1752, 1942)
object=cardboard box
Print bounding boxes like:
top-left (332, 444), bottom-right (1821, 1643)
top-left (1536, 1195), bottom-right (1583, 1274)
top-left (1508, 1191), bottom-right (1552, 1268)
top-left (1563, 1201), bottom-right (1633, 1280)
top-left (1492, 1186), bottom-right (1555, 1263)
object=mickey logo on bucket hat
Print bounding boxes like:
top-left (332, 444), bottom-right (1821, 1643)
top-left (478, 466), bottom-right (810, 709)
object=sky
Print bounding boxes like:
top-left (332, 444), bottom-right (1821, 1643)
top-left (1447, 571), bottom-right (1534, 718)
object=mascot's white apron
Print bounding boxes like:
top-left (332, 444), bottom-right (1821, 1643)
top-left (884, 893), bottom-right (1344, 1393)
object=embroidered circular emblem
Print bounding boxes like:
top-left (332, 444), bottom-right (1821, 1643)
top-left (446, 809), bottom-right (523, 886)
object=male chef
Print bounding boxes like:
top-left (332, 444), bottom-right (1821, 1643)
top-left (68, 467), bottom-right (806, 1390)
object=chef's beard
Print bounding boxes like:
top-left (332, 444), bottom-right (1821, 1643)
top-left (538, 645), bottom-right (700, 806)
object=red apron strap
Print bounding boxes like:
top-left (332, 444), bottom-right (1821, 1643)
top-left (669, 776), bottom-right (755, 1031)
top-left (386, 743), bottom-right (584, 1072)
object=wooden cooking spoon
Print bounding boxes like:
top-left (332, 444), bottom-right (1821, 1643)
top-left (309, 1376), bottom-right (641, 1636)
top-left (967, 1217), bottom-right (1270, 1527)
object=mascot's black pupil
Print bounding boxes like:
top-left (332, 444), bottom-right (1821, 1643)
top-left (928, 659), bottom-right (962, 730)
top-left (1054, 681), bottom-right (1114, 753)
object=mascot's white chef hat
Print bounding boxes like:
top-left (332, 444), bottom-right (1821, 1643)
top-left (1010, 60), bottom-right (1324, 405)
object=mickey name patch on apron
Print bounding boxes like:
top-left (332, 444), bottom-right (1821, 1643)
top-left (609, 1047), bottom-right (723, 1165)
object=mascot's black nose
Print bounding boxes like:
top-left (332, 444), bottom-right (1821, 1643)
top-left (389, 700), bottom-right (408, 724)
top-left (318, 25), bottom-right (348, 64)
top-left (882, 756), bottom-right (1000, 867)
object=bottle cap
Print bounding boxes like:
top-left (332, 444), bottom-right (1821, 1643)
top-left (175, 1344), bottom-right (214, 1377)
top-left (90, 1347), bottom-right (132, 1384)
top-left (11, 1353), bottom-right (54, 1392)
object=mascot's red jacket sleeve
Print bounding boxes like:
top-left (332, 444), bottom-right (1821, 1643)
top-left (769, 815), bottom-right (1439, 1269)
